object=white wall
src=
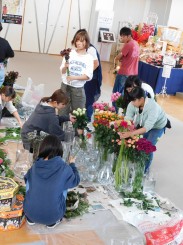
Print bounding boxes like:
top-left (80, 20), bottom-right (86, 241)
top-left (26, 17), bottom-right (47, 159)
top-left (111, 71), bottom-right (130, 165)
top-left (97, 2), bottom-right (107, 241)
top-left (168, 0), bottom-right (183, 29)
top-left (149, 0), bottom-right (172, 26)
top-left (111, 0), bottom-right (148, 56)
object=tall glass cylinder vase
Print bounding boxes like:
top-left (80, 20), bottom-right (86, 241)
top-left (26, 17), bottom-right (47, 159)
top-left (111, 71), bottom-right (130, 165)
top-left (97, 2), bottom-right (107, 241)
top-left (132, 162), bottom-right (145, 193)
top-left (115, 160), bottom-right (135, 193)
top-left (98, 153), bottom-right (114, 185)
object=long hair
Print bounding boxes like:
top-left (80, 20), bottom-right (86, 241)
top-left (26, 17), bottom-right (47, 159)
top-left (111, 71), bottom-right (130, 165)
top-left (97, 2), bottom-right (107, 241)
top-left (71, 30), bottom-right (90, 49)
top-left (0, 86), bottom-right (16, 99)
top-left (40, 89), bottom-right (69, 104)
top-left (38, 135), bottom-right (63, 159)
top-left (129, 87), bottom-right (146, 101)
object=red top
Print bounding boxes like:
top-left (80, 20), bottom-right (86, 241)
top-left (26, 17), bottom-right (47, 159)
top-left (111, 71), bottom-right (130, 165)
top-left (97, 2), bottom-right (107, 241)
top-left (118, 40), bottom-right (139, 75)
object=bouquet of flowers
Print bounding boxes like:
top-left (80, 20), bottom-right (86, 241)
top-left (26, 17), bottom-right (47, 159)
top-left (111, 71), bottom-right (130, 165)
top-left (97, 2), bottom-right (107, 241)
top-left (93, 109), bottom-right (123, 160)
top-left (60, 48), bottom-right (71, 76)
top-left (93, 102), bottom-right (115, 112)
top-left (111, 92), bottom-right (125, 110)
top-left (3, 71), bottom-right (19, 87)
top-left (114, 125), bottom-right (156, 193)
top-left (72, 108), bottom-right (89, 149)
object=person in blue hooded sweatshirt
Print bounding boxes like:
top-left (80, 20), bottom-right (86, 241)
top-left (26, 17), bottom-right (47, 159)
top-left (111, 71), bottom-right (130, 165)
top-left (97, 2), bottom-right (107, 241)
top-left (23, 134), bottom-right (80, 228)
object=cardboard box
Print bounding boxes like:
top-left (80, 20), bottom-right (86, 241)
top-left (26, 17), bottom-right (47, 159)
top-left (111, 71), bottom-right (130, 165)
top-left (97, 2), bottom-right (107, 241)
top-left (0, 194), bottom-right (25, 231)
top-left (0, 177), bottom-right (19, 211)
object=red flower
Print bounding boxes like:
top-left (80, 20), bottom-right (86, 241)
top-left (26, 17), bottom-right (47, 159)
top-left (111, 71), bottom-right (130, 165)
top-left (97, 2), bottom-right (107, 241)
top-left (86, 133), bottom-right (92, 139)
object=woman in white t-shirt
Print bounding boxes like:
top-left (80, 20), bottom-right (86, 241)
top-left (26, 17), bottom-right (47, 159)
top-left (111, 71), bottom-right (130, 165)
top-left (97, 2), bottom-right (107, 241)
top-left (71, 29), bottom-right (102, 122)
top-left (60, 31), bottom-right (93, 115)
top-left (0, 86), bottom-right (22, 127)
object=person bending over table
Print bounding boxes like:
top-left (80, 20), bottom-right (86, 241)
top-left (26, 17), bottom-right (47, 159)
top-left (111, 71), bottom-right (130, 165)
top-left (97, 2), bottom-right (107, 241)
top-left (122, 75), bottom-right (155, 113)
top-left (21, 89), bottom-right (76, 151)
top-left (0, 86), bottom-right (22, 127)
top-left (120, 87), bottom-right (168, 173)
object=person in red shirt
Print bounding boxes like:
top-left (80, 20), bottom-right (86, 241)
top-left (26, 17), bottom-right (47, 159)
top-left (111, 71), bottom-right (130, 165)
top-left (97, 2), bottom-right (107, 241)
top-left (112, 27), bottom-right (139, 111)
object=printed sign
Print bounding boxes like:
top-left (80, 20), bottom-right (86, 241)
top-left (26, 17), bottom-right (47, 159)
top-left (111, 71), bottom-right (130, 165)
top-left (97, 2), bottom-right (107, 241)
top-left (1, 0), bottom-right (25, 24)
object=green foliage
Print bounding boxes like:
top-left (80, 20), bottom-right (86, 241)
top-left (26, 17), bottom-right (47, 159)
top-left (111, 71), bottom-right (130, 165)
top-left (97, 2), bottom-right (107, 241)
top-left (64, 191), bottom-right (89, 219)
top-left (0, 127), bottom-right (21, 143)
top-left (0, 148), bottom-right (14, 178)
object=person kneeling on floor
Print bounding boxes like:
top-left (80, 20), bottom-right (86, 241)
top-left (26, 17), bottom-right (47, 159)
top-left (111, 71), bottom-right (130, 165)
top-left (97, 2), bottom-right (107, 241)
top-left (23, 134), bottom-right (80, 228)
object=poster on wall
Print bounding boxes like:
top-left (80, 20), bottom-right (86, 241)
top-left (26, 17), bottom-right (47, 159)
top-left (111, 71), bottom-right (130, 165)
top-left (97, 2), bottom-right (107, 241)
top-left (1, 0), bottom-right (24, 24)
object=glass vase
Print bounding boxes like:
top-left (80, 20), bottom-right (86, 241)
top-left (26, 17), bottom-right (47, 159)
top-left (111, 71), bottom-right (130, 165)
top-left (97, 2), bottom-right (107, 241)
top-left (97, 153), bottom-right (114, 185)
top-left (115, 161), bottom-right (135, 193)
top-left (132, 162), bottom-right (145, 193)
top-left (14, 149), bottom-right (32, 179)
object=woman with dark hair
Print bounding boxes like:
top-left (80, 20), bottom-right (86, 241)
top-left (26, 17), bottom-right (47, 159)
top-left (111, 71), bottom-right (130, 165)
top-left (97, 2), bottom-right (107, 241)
top-left (71, 29), bottom-right (102, 122)
top-left (120, 87), bottom-right (168, 173)
top-left (21, 89), bottom-right (76, 150)
top-left (23, 135), bottom-right (80, 228)
top-left (0, 86), bottom-right (22, 126)
top-left (60, 30), bottom-right (93, 115)
top-left (122, 75), bottom-right (155, 111)
top-left (0, 23), bottom-right (14, 86)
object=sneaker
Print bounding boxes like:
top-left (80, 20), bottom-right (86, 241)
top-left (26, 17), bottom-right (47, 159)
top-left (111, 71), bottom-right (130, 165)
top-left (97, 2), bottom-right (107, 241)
top-left (26, 217), bottom-right (35, 226)
top-left (46, 220), bottom-right (61, 229)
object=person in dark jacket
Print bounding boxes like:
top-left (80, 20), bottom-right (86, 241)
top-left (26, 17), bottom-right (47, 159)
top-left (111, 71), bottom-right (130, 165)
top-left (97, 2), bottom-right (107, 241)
top-left (21, 89), bottom-right (76, 151)
top-left (23, 135), bottom-right (80, 228)
top-left (0, 23), bottom-right (14, 86)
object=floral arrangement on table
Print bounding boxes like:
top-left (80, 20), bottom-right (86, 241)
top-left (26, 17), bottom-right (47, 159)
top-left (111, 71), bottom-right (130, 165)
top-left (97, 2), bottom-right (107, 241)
top-left (131, 25), bottom-right (152, 46)
top-left (92, 101), bottom-right (157, 196)
top-left (60, 48), bottom-right (71, 76)
top-left (109, 118), bottom-right (156, 193)
top-left (72, 108), bottom-right (89, 149)
top-left (3, 71), bottom-right (19, 87)
top-left (92, 103), bottom-right (123, 161)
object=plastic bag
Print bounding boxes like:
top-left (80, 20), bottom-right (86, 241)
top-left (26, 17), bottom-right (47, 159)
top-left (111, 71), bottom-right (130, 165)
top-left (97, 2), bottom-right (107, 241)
top-left (21, 77), bottom-right (44, 108)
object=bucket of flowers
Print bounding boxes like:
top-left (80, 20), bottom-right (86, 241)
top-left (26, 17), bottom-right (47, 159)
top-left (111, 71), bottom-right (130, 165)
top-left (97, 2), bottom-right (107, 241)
top-left (113, 119), bottom-right (156, 193)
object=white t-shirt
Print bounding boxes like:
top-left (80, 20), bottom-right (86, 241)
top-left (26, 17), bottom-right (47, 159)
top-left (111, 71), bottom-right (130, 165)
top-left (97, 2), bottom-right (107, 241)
top-left (60, 49), bottom-right (93, 88)
top-left (142, 83), bottom-right (155, 98)
top-left (0, 96), bottom-right (17, 114)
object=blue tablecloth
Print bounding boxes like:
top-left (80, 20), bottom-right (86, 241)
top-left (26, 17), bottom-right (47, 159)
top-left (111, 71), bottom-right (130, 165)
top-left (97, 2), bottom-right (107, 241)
top-left (138, 61), bottom-right (183, 95)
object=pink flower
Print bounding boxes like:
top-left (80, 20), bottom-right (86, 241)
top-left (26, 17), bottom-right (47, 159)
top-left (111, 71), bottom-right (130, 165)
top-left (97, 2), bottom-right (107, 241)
top-left (0, 158), bottom-right (3, 165)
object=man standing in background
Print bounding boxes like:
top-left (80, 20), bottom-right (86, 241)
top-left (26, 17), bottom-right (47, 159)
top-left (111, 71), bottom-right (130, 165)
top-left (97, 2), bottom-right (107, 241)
top-left (0, 22), bottom-right (14, 87)
top-left (112, 27), bottom-right (139, 111)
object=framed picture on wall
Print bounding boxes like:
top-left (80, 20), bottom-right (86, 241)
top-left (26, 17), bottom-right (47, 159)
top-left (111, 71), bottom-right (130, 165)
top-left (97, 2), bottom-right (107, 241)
top-left (100, 31), bottom-right (116, 43)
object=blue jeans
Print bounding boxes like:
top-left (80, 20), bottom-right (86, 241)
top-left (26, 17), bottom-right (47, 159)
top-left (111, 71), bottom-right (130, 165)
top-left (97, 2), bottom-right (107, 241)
top-left (112, 74), bottom-right (128, 112)
top-left (143, 127), bottom-right (165, 173)
top-left (0, 64), bottom-right (5, 87)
